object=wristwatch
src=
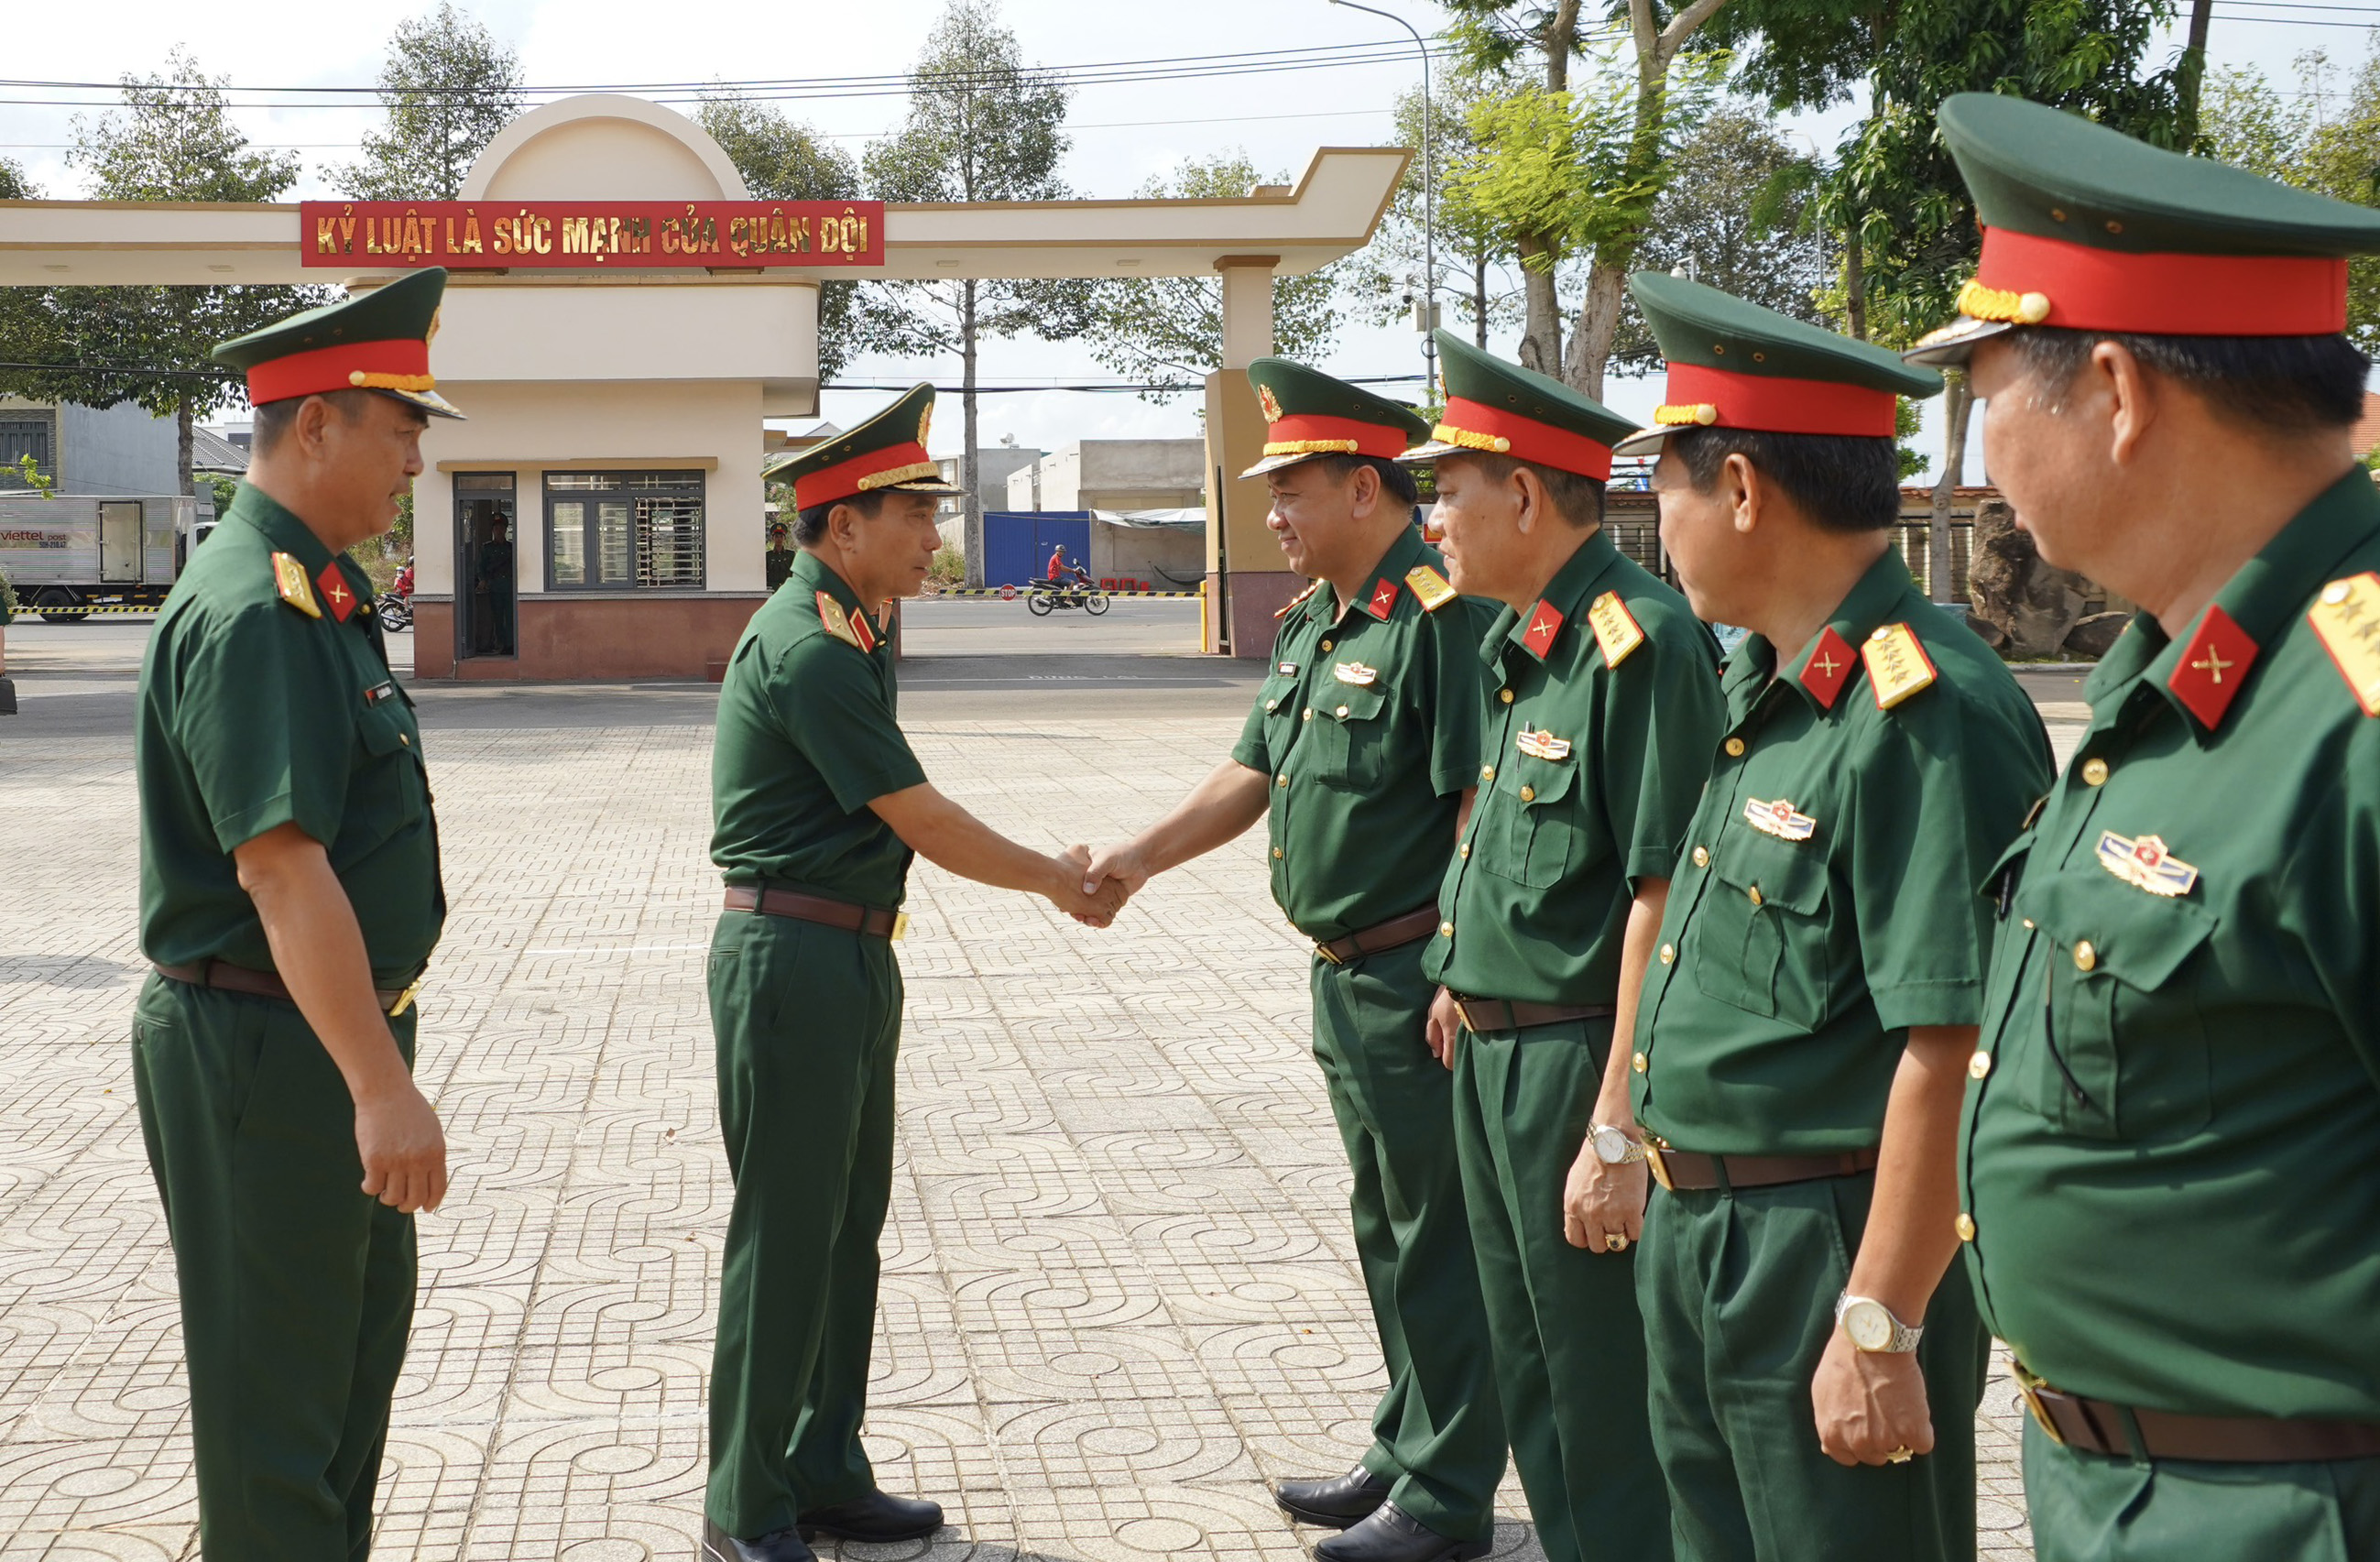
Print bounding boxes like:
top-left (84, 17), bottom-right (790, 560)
top-left (1588, 1123), bottom-right (1647, 1166)
top-left (1835, 1293), bottom-right (1924, 1353)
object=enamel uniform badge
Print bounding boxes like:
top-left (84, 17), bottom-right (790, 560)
top-left (2096, 831), bottom-right (2200, 898)
top-left (1405, 564), bottom-right (1457, 611)
top-left (271, 552), bottom-right (322, 618)
top-left (1515, 727), bottom-right (1572, 761)
top-left (1521, 600), bottom-right (1564, 659)
top-left (315, 563), bottom-right (357, 624)
top-left (1800, 627), bottom-right (1856, 709)
top-left (1364, 577), bottom-right (1403, 620)
top-left (1586, 590), bottom-right (1645, 670)
top-left (1334, 661), bottom-right (1379, 686)
top-left (1744, 797), bottom-right (1818, 842)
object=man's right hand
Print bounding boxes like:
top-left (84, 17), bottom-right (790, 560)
top-left (1425, 986), bottom-right (1464, 1070)
top-left (1081, 841), bottom-right (1152, 901)
top-left (1053, 846), bottom-right (1130, 925)
top-left (354, 1077), bottom-right (448, 1214)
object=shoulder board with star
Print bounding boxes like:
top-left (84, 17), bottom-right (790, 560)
top-left (1404, 564), bottom-right (1457, 613)
top-left (2308, 571), bottom-right (2380, 716)
top-left (815, 589), bottom-right (863, 650)
top-left (271, 552), bottom-right (322, 618)
top-left (1586, 590), bottom-right (1645, 670)
top-left (1275, 579), bottom-right (1323, 620)
top-left (1861, 623), bottom-right (1938, 710)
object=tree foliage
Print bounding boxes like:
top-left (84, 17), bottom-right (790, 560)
top-left (1084, 152), bottom-right (1346, 398)
top-left (696, 90), bottom-right (872, 381)
top-left (332, 3), bottom-right (525, 201)
top-left (0, 156), bottom-right (33, 200)
top-left (1349, 78), bottom-right (1528, 349)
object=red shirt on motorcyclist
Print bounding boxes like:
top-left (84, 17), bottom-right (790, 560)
top-left (1047, 546), bottom-right (1065, 582)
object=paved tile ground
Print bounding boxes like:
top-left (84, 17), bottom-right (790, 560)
top-left (0, 688), bottom-right (2068, 1560)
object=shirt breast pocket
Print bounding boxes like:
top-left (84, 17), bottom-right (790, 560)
top-left (1305, 681), bottom-right (1391, 792)
top-left (1695, 834), bottom-right (1831, 1028)
top-left (2011, 871), bottom-right (2215, 1141)
top-left (1487, 754), bottom-right (1579, 889)
top-left (353, 699), bottom-right (426, 836)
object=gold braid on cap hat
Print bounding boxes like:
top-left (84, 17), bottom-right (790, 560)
top-left (1654, 403), bottom-right (1719, 426)
top-left (1957, 279), bottom-right (2053, 325)
top-left (1262, 438), bottom-right (1362, 456)
top-left (350, 371), bottom-right (439, 392)
top-left (1429, 423), bottom-right (1511, 453)
top-left (856, 461), bottom-right (942, 491)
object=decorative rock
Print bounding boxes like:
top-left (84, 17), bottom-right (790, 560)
top-left (2062, 611), bottom-right (2131, 659)
top-left (1968, 496), bottom-right (2083, 659)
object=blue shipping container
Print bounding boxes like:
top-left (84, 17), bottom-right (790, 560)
top-left (982, 511), bottom-right (1092, 589)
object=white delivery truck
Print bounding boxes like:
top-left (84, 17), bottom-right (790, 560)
top-left (0, 494), bottom-right (206, 620)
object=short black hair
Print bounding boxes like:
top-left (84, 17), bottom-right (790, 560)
top-left (792, 488), bottom-right (890, 546)
top-left (1667, 427), bottom-right (1901, 533)
top-left (249, 388), bottom-right (374, 455)
top-left (1304, 453), bottom-right (1422, 508)
top-left (1457, 452), bottom-right (1606, 528)
top-left (2003, 326), bottom-right (2369, 435)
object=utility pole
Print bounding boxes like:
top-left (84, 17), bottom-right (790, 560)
top-left (1331, 0), bottom-right (1436, 394)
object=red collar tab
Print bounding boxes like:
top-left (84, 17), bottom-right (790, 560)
top-left (2167, 604), bottom-right (2259, 729)
top-left (1362, 576), bottom-right (1403, 620)
top-left (1521, 598), bottom-right (1566, 659)
top-left (850, 608), bottom-right (879, 654)
top-left (314, 563), bottom-right (358, 623)
top-left (1659, 363), bottom-right (1897, 440)
top-left (1264, 411), bottom-right (1413, 460)
top-left (791, 441), bottom-right (936, 511)
top-left (1969, 225), bottom-right (2349, 337)
top-left (247, 338), bottom-right (431, 408)
top-left (1437, 398), bottom-right (1615, 481)
top-left (1798, 625), bottom-right (1858, 709)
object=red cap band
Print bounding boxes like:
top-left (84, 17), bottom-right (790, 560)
top-left (1265, 412), bottom-right (1411, 459)
top-left (1974, 225), bottom-right (2349, 336)
top-left (1661, 364), bottom-right (1897, 439)
top-left (246, 338), bottom-right (430, 406)
top-left (1438, 397), bottom-right (1614, 481)
top-left (792, 441), bottom-right (935, 511)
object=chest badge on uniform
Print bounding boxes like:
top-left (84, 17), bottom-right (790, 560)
top-left (1586, 590), bottom-right (1645, 670)
top-left (1406, 564), bottom-right (1457, 611)
top-left (2096, 831), bottom-right (2200, 898)
top-left (271, 552), bottom-right (322, 618)
top-left (1277, 660), bottom-right (1300, 676)
top-left (1861, 623), bottom-right (1938, 710)
top-left (1334, 661), bottom-right (1379, 686)
top-left (314, 563), bottom-right (358, 623)
top-left (1744, 797), bottom-right (1818, 842)
top-left (2308, 572), bottom-right (2380, 717)
top-left (816, 590), bottom-right (863, 650)
top-left (1515, 726), bottom-right (1572, 761)
top-left (1364, 577), bottom-right (1403, 620)
top-left (364, 680), bottom-right (398, 706)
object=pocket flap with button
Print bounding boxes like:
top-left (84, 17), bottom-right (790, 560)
top-left (1505, 753), bottom-right (1578, 808)
top-left (1255, 672), bottom-right (1300, 717)
top-left (1710, 830), bottom-right (1829, 915)
top-left (2015, 871), bottom-right (2216, 991)
top-left (357, 701), bottom-right (414, 758)
top-left (1321, 682), bottom-right (1388, 724)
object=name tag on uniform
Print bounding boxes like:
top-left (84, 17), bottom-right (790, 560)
top-left (1334, 661), bottom-right (1378, 686)
top-left (2096, 831), bottom-right (2200, 898)
top-left (364, 680), bottom-right (399, 706)
top-left (1744, 797), bottom-right (1818, 842)
top-left (1277, 661), bottom-right (1300, 676)
top-left (1515, 727), bottom-right (1571, 760)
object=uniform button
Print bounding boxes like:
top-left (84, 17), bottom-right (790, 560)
top-left (2021, 918), bottom-right (2035, 930)
top-left (1969, 1051), bottom-right (1992, 1080)
top-left (1658, 943), bottom-right (1675, 965)
top-left (1692, 846), bottom-right (1709, 868)
top-left (2081, 757), bottom-right (2110, 786)
top-left (1439, 921), bottom-right (1455, 937)
top-left (1632, 1052), bottom-right (1648, 1073)
top-left (1480, 765), bottom-right (1495, 781)
top-left (1747, 885), bottom-right (1763, 908)
top-left (2074, 939), bottom-right (2097, 973)
top-left (1458, 842), bottom-right (1470, 858)
top-left (1520, 784), bottom-right (1535, 802)
top-left (1321, 639), bottom-right (1334, 652)
top-left (1276, 775), bottom-right (1289, 788)
top-left (1500, 689), bottom-right (1514, 705)
top-left (1303, 707), bottom-right (1314, 721)
top-left (1272, 847), bottom-right (1283, 859)
top-left (1336, 705), bottom-right (1349, 718)
top-left (1724, 737), bottom-right (1746, 758)
top-left (1956, 1212), bottom-right (1977, 1242)
top-left (399, 734), bottom-right (410, 746)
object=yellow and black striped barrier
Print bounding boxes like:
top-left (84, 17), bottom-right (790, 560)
top-left (929, 587), bottom-right (1202, 599)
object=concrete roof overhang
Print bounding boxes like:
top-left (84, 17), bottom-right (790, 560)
top-left (0, 146), bottom-right (1408, 287)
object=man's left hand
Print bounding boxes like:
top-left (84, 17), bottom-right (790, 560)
top-left (1812, 1329), bottom-right (1936, 1467)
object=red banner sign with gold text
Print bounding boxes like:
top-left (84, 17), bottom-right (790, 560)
top-left (300, 201), bottom-right (886, 269)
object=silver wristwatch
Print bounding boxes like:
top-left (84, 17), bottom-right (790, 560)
top-left (1589, 1123), bottom-right (1647, 1166)
top-left (1835, 1292), bottom-right (1924, 1353)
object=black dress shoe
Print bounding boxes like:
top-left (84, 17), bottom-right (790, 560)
top-left (797, 1490), bottom-right (945, 1543)
top-left (1315, 1503), bottom-right (1490, 1562)
top-left (703, 1520), bottom-right (818, 1562)
top-left (1273, 1466), bottom-right (1392, 1529)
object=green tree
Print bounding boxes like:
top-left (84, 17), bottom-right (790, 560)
top-left (0, 50), bottom-right (322, 497)
top-left (0, 156), bottom-right (33, 199)
top-left (332, 3), bottom-right (524, 201)
top-left (1350, 77), bottom-right (1527, 350)
top-left (697, 89), bottom-right (872, 381)
top-left (864, 0), bottom-right (1090, 584)
top-left (1084, 152), bottom-right (1348, 395)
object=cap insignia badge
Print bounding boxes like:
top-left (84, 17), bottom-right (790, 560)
top-left (1258, 384), bottom-right (1283, 423)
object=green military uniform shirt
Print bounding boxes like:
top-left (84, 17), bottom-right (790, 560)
top-left (711, 550), bottom-right (926, 908)
top-left (137, 482), bottom-right (442, 980)
top-left (1232, 527), bottom-right (1495, 940)
top-left (1962, 468), bottom-right (2380, 1420)
top-left (1634, 551), bottom-right (2050, 1153)
top-left (1423, 527), bottom-right (1722, 1004)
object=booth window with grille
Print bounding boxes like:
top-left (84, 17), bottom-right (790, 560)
top-left (544, 471), bottom-right (705, 589)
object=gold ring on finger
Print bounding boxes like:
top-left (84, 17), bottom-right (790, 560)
top-left (1886, 1446), bottom-right (1914, 1464)
top-left (1605, 1233), bottom-right (1629, 1252)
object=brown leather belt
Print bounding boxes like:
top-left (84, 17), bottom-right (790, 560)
top-left (724, 885), bottom-right (907, 941)
top-left (1448, 993), bottom-right (1617, 1033)
top-left (2014, 1366), bottom-right (2380, 1463)
top-left (153, 959), bottom-right (421, 1017)
top-left (1313, 907), bottom-right (1442, 966)
top-left (1644, 1144), bottom-right (1880, 1192)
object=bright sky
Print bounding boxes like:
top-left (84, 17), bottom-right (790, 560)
top-left (4, 0), bottom-right (2368, 480)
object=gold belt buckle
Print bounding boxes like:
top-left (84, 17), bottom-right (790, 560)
top-left (890, 912), bottom-right (911, 943)
top-left (1313, 934), bottom-right (1345, 966)
top-left (2012, 1362), bottom-right (2068, 1446)
top-left (1644, 1141), bottom-right (1676, 1193)
top-left (386, 979), bottom-right (423, 1019)
top-left (1451, 997), bottom-right (1478, 1033)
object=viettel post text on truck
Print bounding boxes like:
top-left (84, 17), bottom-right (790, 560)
top-left (0, 494), bottom-right (205, 620)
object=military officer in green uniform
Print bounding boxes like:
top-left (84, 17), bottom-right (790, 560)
top-left (705, 385), bottom-right (1126, 1562)
top-left (1598, 273), bottom-right (2051, 1562)
top-left (136, 267), bottom-right (461, 1559)
top-left (1406, 330), bottom-right (1726, 1562)
top-left (1082, 360), bottom-right (1509, 1562)
top-left (1904, 93), bottom-right (2380, 1560)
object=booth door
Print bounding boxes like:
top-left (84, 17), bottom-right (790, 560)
top-left (454, 473), bottom-right (519, 660)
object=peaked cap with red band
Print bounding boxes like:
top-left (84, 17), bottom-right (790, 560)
top-left (1614, 272), bottom-right (1942, 457)
top-left (1907, 93), bottom-right (2380, 366)
top-left (764, 383), bottom-right (962, 513)
top-left (1399, 330), bottom-right (1638, 482)
top-left (1241, 357), bottom-right (1431, 478)
top-left (211, 266), bottom-right (464, 420)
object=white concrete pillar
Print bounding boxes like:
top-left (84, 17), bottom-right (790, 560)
top-left (1217, 256), bottom-right (1278, 370)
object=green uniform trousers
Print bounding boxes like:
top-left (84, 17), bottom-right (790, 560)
top-left (1639, 1174), bottom-right (1985, 1562)
top-left (129, 975), bottom-right (418, 1562)
top-left (2024, 1423), bottom-right (2380, 1561)
top-left (1310, 944), bottom-right (1506, 1541)
top-left (704, 912), bottom-right (901, 1539)
top-left (1452, 1017), bottom-right (1670, 1562)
